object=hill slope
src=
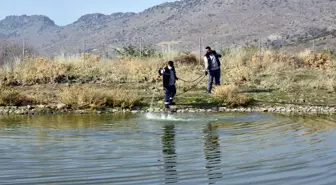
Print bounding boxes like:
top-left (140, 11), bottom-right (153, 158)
top-left (0, 0), bottom-right (336, 55)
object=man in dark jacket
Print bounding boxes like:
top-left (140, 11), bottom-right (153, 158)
top-left (158, 61), bottom-right (179, 109)
top-left (204, 46), bottom-right (222, 93)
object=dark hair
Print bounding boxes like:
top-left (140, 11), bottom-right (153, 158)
top-left (168, 61), bottom-right (174, 66)
top-left (205, 46), bottom-right (211, 50)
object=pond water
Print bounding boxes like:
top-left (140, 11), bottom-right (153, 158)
top-left (0, 112), bottom-right (336, 185)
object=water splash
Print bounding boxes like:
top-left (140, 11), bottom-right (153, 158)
top-left (145, 113), bottom-right (194, 122)
top-left (145, 113), bottom-right (219, 122)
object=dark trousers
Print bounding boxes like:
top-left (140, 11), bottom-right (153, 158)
top-left (208, 69), bottom-right (221, 93)
top-left (164, 85), bottom-right (176, 108)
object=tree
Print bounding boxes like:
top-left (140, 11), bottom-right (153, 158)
top-left (114, 44), bottom-right (157, 58)
top-left (0, 39), bottom-right (37, 65)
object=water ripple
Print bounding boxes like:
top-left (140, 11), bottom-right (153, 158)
top-left (1, 113), bottom-right (336, 185)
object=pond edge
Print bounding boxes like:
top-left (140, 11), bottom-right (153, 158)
top-left (0, 104), bottom-right (336, 116)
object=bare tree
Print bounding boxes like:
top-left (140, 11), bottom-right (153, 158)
top-left (0, 39), bottom-right (37, 66)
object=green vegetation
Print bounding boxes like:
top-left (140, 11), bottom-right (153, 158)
top-left (114, 44), bottom-right (158, 58)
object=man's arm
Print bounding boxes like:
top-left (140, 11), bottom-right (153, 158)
top-left (204, 56), bottom-right (209, 70)
top-left (157, 68), bottom-right (166, 81)
top-left (204, 56), bottom-right (209, 75)
top-left (158, 68), bottom-right (163, 76)
top-left (172, 67), bottom-right (179, 80)
top-left (214, 51), bottom-right (222, 58)
top-left (159, 67), bottom-right (169, 75)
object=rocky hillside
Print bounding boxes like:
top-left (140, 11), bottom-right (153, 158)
top-left (0, 0), bottom-right (335, 56)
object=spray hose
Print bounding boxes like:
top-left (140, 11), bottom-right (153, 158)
top-left (176, 74), bottom-right (206, 97)
top-left (178, 74), bottom-right (205, 83)
top-left (153, 73), bottom-right (206, 96)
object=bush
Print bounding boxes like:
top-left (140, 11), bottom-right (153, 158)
top-left (0, 86), bottom-right (33, 106)
top-left (174, 52), bottom-right (198, 65)
top-left (115, 44), bottom-right (157, 58)
top-left (213, 84), bottom-right (239, 98)
top-left (82, 53), bottom-right (100, 63)
top-left (212, 84), bottom-right (254, 107)
top-left (59, 85), bottom-right (106, 109)
top-left (13, 57), bottom-right (71, 84)
top-left (59, 85), bottom-right (141, 109)
top-left (321, 48), bottom-right (336, 61)
top-left (106, 89), bottom-right (141, 108)
top-left (297, 50), bottom-right (332, 69)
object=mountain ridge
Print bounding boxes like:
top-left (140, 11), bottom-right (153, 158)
top-left (0, 0), bottom-right (335, 56)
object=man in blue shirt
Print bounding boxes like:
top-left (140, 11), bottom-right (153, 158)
top-left (158, 61), bottom-right (179, 109)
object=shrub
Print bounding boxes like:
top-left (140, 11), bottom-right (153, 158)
top-left (115, 44), bottom-right (157, 58)
top-left (213, 84), bottom-right (239, 98)
top-left (212, 84), bottom-right (254, 107)
top-left (173, 52), bottom-right (198, 65)
top-left (0, 86), bottom-right (33, 106)
top-left (321, 48), bottom-right (336, 61)
top-left (59, 85), bottom-right (106, 109)
top-left (82, 53), bottom-right (100, 63)
top-left (297, 49), bottom-right (332, 69)
top-left (59, 85), bottom-right (141, 109)
top-left (106, 89), bottom-right (141, 108)
top-left (12, 57), bottom-right (71, 84)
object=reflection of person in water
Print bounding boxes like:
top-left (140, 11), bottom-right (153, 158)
top-left (203, 122), bottom-right (223, 184)
top-left (162, 123), bottom-right (178, 184)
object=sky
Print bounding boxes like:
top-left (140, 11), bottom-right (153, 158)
top-left (0, 0), bottom-right (176, 26)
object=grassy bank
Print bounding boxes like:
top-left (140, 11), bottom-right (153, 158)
top-left (0, 47), bottom-right (336, 111)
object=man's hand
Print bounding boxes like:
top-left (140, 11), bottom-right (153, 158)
top-left (158, 68), bottom-right (163, 75)
top-left (204, 70), bottom-right (208, 76)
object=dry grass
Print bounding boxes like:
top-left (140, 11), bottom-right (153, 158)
top-left (220, 47), bottom-right (336, 92)
top-left (0, 47), bottom-right (335, 107)
top-left (212, 84), bottom-right (253, 107)
top-left (59, 85), bottom-right (141, 109)
top-left (0, 52), bottom-right (200, 86)
top-left (59, 85), bottom-right (106, 109)
top-left (0, 86), bottom-right (33, 106)
top-left (297, 49), bottom-right (332, 69)
top-left (10, 57), bottom-right (71, 84)
top-left (105, 89), bottom-right (141, 108)
top-left (212, 84), bottom-right (239, 99)
top-left (308, 70), bottom-right (336, 92)
top-left (0, 56), bottom-right (164, 85)
top-left (174, 52), bottom-right (198, 65)
top-left (0, 48), bottom-right (334, 87)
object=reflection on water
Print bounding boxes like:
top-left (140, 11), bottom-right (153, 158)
top-left (162, 123), bottom-right (178, 184)
top-left (0, 113), bottom-right (336, 185)
top-left (203, 123), bottom-right (223, 184)
top-left (0, 113), bottom-right (136, 129)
